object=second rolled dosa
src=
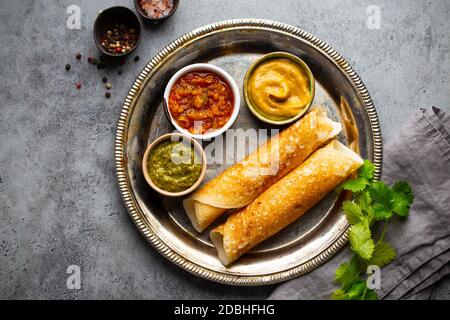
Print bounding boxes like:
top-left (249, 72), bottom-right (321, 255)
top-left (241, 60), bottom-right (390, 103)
top-left (183, 108), bottom-right (342, 232)
top-left (210, 140), bottom-right (363, 265)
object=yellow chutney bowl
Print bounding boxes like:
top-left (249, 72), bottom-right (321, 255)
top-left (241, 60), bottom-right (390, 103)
top-left (244, 52), bottom-right (315, 125)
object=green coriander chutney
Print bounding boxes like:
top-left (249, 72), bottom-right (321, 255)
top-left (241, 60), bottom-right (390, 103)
top-left (148, 140), bottom-right (202, 192)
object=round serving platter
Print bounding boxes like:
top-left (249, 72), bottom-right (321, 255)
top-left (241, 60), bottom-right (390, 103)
top-left (114, 19), bottom-right (382, 285)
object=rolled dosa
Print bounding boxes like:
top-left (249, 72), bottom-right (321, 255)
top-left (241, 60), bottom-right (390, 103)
top-left (183, 108), bottom-right (342, 232)
top-left (210, 140), bottom-right (363, 265)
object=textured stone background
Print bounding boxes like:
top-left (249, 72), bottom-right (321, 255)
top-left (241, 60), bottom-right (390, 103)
top-left (0, 0), bottom-right (449, 299)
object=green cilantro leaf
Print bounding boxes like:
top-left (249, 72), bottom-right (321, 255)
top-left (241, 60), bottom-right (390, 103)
top-left (392, 193), bottom-right (411, 217)
top-left (369, 181), bottom-right (394, 221)
top-left (331, 281), bottom-right (378, 300)
top-left (359, 159), bottom-right (375, 180)
top-left (347, 281), bottom-right (378, 300)
top-left (365, 289), bottom-right (379, 300)
top-left (335, 255), bottom-right (363, 290)
top-left (372, 203), bottom-right (393, 220)
top-left (392, 181), bottom-right (414, 217)
top-left (331, 289), bottom-right (347, 300)
top-left (346, 281), bottom-right (366, 299)
top-left (355, 191), bottom-right (374, 224)
top-left (342, 177), bottom-right (369, 192)
top-left (349, 223), bottom-right (374, 260)
top-left (392, 181), bottom-right (413, 199)
top-left (342, 201), bottom-right (365, 225)
top-left (332, 283), bottom-right (378, 300)
top-left (355, 191), bottom-right (372, 212)
top-left (369, 181), bottom-right (393, 206)
top-left (369, 242), bottom-right (397, 267)
top-left (342, 160), bottom-right (375, 192)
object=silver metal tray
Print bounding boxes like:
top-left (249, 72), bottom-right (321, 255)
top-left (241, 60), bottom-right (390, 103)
top-left (114, 19), bottom-right (382, 285)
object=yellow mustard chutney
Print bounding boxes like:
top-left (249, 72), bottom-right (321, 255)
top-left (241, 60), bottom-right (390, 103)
top-left (247, 58), bottom-right (312, 121)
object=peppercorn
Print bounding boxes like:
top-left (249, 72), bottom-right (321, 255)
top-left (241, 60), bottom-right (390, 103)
top-left (76, 53), bottom-right (81, 60)
top-left (100, 23), bottom-right (138, 55)
top-left (97, 62), bottom-right (106, 70)
top-left (134, 55), bottom-right (140, 62)
top-left (105, 92), bottom-right (111, 99)
top-left (65, 64), bottom-right (71, 71)
top-left (102, 77), bottom-right (108, 83)
top-left (76, 82), bottom-right (82, 89)
top-left (91, 58), bottom-right (98, 65)
top-left (87, 57), bottom-right (93, 64)
top-left (105, 83), bottom-right (112, 90)
top-left (118, 70), bottom-right (122, 75)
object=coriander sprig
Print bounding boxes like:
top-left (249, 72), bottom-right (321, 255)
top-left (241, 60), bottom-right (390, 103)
top-left (332, 160), bottom-right (414, 300)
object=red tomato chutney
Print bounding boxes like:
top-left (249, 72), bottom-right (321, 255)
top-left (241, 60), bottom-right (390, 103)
top-left (168, 71), bottom-right (234, 134)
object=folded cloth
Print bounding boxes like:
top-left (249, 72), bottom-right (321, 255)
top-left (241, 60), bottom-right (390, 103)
top-left (399, 249), bottom-right (450, 299)
top-left (269, 107), bottom-right (450, 300)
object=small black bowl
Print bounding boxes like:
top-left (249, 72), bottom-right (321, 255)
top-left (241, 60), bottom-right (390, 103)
top-left (93, 6), bottom-right (142, 57)
top-left (134, 0), bottom-right (180, 22)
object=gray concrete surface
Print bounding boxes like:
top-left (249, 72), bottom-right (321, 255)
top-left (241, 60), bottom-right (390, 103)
top-left (0, 0), bottom-right (449, 299)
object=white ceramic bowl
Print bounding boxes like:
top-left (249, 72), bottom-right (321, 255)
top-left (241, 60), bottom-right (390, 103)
top-left (163, 63), bottom-right (240, 140)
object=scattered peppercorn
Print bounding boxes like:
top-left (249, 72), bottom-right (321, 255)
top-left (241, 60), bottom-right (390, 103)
top-left (97, 62), bottom-right (106, 70)
top-left (65, 64), bottom-right (71, 71)
top-left (76, 82), bottom-right (82, 89)
top-left (134, 55), bottom-right (140, 62)
top-left (87, 56), bottom-right (93, 64)
top-left (76, 53), bottom-right (81, 60)
top-left (102, 77), bottom-right (108, 83)
top-left (101, 24), bottom-right (138, 55)
top-left (105, 83), bottom-right (112, 90)
top-left (105, 92), bottom-right (111, 99)
top-left (118, 70), bottom-right (123, 75)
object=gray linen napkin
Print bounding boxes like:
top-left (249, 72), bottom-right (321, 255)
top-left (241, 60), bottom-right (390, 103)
top-left (269, 107), bottom-right (450, 300)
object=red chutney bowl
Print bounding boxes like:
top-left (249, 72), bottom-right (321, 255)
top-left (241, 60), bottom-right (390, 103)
top-left (163, 63), bottom-right (241, 140)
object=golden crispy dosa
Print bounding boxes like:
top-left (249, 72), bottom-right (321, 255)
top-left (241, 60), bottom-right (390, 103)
top-left (183, 108), bottom-right (342, 232)
top-left (210, 140), bottom-right (363, 265)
